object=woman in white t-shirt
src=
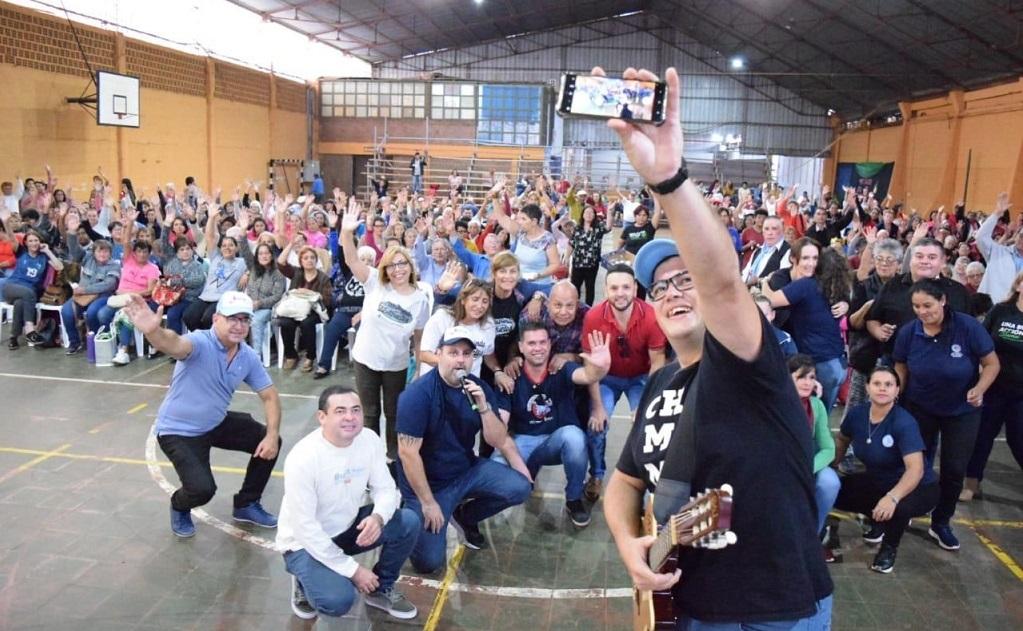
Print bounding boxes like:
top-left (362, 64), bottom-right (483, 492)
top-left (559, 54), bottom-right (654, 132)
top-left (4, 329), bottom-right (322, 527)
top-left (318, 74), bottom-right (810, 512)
top-left (341, 203), bottom-right (429, 458)
top-left (418, 277), bottom-right (498, 377)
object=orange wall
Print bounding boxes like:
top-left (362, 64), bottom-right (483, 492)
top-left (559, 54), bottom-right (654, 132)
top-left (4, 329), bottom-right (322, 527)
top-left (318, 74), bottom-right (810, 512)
top-left (0, 62), bottom-right (307, 194)
top-left (834, 78), bottom-right (1023, 212)
top-left (0, 64), bottom-right (117, 191)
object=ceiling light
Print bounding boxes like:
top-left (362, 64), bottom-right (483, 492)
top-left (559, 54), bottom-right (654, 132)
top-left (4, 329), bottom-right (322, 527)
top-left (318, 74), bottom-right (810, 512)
top-left (711, 133), bottom-right (724, 143)
top-left (730, 56), bottom-right (745, 70)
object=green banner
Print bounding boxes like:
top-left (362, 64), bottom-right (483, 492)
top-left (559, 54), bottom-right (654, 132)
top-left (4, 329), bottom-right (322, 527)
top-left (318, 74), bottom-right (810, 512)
top-left (854, 162), bottom-right (886, 178)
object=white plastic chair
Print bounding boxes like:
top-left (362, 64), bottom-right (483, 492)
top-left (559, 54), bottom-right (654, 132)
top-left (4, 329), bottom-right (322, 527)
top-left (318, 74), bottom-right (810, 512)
top-left (0, 301), bottom-right (13, 341)
top-left (275, 320), bottom-right (337, 370)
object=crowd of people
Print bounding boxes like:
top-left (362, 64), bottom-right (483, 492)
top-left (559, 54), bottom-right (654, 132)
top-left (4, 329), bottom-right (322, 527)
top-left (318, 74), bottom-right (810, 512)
top-left (3, 74), bottom-right (1022, 623)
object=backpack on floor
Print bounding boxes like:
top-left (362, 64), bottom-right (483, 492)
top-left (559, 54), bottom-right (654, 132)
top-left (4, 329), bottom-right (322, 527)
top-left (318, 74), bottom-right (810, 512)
top-left (33, 313), bottom-right (61, 348)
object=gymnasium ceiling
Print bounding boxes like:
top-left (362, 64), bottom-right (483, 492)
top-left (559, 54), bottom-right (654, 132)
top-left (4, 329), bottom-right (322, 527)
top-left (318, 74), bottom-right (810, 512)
top-left (227, 0), bottom-right (1023, 119)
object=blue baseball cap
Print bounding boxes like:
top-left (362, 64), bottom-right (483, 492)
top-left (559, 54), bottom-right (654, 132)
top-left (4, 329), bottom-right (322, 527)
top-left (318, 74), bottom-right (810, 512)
top-left (634, 239), bottom-right (681, 289)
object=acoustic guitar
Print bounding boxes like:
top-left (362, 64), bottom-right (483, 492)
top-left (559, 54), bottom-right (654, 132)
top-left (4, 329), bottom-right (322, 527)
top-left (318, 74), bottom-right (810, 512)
top-left (633, 485), bottom-right (736, 631)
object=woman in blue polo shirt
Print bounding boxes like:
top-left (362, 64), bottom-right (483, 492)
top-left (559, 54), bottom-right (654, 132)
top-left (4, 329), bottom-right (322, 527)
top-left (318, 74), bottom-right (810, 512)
top-left (2, 228), bottom-right (65, 349)
top-left (832, 366), bottom-right (938, 573)
top-left (893, 280), bottom-right (1000, 552)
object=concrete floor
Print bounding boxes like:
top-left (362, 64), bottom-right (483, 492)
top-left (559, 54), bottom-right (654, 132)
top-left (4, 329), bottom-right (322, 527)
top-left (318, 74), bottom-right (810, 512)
top-left (1, 284), bottom-right (1022, 631)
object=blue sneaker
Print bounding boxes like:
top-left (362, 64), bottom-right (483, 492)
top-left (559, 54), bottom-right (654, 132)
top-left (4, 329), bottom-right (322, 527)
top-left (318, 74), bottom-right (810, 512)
top-left (928, 523), bottom-right (960, 551)
top-left (233, 502), bottom-right (278, 528)
top-left (171, 507), bottom-right (195, 538)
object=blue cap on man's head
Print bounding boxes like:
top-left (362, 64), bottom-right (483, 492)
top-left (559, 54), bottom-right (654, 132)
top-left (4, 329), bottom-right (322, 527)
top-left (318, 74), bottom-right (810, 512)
top-left (634, 239), bottom-right (681, 289)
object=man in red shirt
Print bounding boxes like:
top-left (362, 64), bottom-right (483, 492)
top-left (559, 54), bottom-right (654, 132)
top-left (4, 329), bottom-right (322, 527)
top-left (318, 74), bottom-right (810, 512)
top-left (581, 264), bottom-right (667, 500)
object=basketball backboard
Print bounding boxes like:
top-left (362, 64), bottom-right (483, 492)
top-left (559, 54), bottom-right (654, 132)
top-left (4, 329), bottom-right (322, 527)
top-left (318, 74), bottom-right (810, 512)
top-left (97, 71), bottom-right (140, 128)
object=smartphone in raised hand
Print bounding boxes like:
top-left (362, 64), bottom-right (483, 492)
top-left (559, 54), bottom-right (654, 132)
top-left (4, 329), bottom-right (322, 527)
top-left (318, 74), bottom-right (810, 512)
top-left (556, 73), bottom-right (667, 125)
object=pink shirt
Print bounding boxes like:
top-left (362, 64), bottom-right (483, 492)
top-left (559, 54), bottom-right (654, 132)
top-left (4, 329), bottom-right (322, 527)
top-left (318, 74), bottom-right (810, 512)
top-left (118, 256), bottom-right (161, 293)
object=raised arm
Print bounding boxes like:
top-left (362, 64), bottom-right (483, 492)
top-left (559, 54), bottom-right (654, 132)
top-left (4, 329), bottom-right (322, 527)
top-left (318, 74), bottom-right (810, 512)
top-left (339, 198), bottom-right (372, 284)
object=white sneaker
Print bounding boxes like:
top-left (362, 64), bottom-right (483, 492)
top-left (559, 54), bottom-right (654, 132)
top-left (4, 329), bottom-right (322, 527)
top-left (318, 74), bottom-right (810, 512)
top-left (111, 349), bottom-right (131, 366)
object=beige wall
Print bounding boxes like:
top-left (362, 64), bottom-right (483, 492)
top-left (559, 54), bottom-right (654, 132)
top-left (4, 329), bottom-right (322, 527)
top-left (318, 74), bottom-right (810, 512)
top-left (833, 78), bottom-right (1023, 213)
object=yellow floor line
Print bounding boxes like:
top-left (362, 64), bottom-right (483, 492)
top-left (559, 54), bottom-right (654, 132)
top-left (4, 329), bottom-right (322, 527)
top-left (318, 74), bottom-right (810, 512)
top-left (126, 403), bottom-right (148, 414)
top-left (828, 510), bottom-right (1023, 529)
top-left (0, 443), bottom-right (72, 485)
top-left (973, 529), bottom-right (1023, 582)
top-left (423, 545), bottom-right (466, 631)
top-left (0, 446), bottom-right (284, 478)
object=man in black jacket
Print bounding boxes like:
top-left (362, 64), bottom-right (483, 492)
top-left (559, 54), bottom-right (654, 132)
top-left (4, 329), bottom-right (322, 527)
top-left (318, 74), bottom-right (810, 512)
top-left (742, 216), bottom-right (790, 286)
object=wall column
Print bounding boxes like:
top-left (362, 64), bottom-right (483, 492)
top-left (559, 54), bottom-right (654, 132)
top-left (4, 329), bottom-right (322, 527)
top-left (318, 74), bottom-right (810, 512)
top-left (113, 33), bottom-right (127, 191)
top-left (888, 102), bottom-right (912, 202)
top-left (822, 114), bottom-right (842, 190)
top-left (269, 73), bottom-right (277, 161)
top-left (206, 59), bottom-right (215, 189)
top-left (935, 90), bottom-right (964, 209)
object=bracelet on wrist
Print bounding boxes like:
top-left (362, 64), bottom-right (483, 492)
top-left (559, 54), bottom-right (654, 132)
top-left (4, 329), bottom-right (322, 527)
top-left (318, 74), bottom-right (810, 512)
top-left (886, 492), bottom-right (899, 505)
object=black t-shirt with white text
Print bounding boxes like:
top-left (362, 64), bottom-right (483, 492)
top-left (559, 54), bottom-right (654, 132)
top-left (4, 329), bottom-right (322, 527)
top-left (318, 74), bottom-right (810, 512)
top-left (616, 315), bottom-right (833, 623)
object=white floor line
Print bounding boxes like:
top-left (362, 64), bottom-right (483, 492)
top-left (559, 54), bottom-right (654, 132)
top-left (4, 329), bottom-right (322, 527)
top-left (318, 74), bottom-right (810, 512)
top-left (143, 422), bottom-right (634, 600)
top-left (0, 372), bottom-right (317, 400)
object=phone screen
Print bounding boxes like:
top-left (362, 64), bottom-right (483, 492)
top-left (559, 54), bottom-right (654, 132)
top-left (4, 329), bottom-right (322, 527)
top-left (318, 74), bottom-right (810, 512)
top-left (559, 74), bottom-right (665, 123)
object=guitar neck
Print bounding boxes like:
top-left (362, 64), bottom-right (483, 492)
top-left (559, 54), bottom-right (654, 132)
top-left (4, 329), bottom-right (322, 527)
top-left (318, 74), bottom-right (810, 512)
top-left (648, 521), bottom-right (676, 573)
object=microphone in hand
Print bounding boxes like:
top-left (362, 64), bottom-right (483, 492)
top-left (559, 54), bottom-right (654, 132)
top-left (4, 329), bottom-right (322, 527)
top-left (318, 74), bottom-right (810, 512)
top-left (455, 369), bottom-right (479, 412)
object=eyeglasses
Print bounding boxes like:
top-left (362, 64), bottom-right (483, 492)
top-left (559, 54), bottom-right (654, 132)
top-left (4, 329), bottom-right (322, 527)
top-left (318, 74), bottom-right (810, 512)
top-left (874, 256), bottom-right (898, 265)
top-left (617, 334), bottom-right (631, 358)
top-left (385, 260), bottom-right (410, 271)
top-left (225, 315), bottom-right (251, 327)
top-left (648, 272), bottom-right (695, 302)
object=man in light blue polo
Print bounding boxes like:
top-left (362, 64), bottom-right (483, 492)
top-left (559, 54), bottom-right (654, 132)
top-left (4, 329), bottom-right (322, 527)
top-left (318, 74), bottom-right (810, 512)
top-left (122, 291), bottom-right (283, 538)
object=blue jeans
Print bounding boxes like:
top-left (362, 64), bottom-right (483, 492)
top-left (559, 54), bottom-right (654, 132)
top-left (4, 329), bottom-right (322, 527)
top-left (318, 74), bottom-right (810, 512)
top-left (814, 467), bottom-right (840, 533)
top-left (164, 299), bottom-right (192, 335)
top-left (60, 294), bottom-right (110, 346)
top-left (412, 174), bottom-right (423, 193)
top-left (319, 309), bottom-right (355, 370)
top-left (249, 308), bottom-right (272, 357)
top-left (112, 300), bottom-right (157, 347)
top-left (283, 505), bottom-right (421, 617)
top-left (814, 356), bottom-right (845, 413)
top-left (400, 458), bottom-right (531, 574)
top-left (590, 374), bottom-right (648, 480)
top-left (493, 425), bottom-right (588, 501)
top-left (677, 595), bottom-right (832, 630)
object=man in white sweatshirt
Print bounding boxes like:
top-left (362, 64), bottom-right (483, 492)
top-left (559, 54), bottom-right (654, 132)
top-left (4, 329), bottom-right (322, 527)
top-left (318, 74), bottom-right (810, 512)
top-left (276, 385), bottom-right (421, 621)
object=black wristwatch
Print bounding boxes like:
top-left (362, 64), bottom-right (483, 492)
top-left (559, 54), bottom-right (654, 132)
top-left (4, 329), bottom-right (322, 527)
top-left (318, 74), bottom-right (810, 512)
top-left (647, 161), bottom-right (689, 195)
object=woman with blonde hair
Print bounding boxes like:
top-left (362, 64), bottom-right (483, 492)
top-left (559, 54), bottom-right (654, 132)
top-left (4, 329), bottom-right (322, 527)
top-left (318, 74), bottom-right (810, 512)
top-left (340, 202), bottom-right (429, 458)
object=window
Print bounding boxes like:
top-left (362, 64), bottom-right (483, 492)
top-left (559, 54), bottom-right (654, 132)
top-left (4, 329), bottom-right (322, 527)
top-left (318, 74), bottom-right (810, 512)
top-left (319, 80), bottom-right (425, 118)
top-left (477, 85), bottom-right (544, 145)
top-left (432, 82), bottom-right (477, 120)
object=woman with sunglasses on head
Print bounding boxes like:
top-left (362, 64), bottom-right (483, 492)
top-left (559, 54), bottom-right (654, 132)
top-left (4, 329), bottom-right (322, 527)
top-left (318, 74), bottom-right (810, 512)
top-left (341, 202), bottom-right (429, 459)
top-left (893, 279), bottom-right (999, 551)
top-left (831, 366), bottom-right (938, 573)
top-left (183, 203), bottom-right (250, 331)
top-left (419, 277), bottom-right (498, 378)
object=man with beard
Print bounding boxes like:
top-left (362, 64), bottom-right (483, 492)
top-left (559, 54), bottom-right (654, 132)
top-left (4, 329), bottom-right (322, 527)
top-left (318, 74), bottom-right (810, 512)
top-left (494, 323), bottom-right (611, 528)
top-left (595, 65), bottom-right (832, 629)
top-left (581, 264), bottom-right (667, 502)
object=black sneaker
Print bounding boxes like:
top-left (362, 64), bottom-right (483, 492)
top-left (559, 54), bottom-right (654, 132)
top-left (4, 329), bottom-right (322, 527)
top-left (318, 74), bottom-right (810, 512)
top-left (862, 522), bottom-right (885, 544)
top-left (290, 575), bottom-right (316, 619)
top-left (870, 543), bottom-right (897, 574)
top-left (450, 505), bottom-right (487, 550)
top-left (65, 342), bottom-right (84, 355)
top-left (25, 331), bottom-right (42, 346)
top-left (566, 499), bottom-right (591, 528)
top-left (146, 350), bottom-right (164, 360)
top-left (928, 523), bottom-right (960, 551)
top-left (7, 337), bottom-right (18, 350)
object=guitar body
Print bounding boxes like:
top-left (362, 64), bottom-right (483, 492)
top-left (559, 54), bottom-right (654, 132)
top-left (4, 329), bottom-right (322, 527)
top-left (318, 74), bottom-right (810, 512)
top-left (631, 486), bottom-right (736, 631)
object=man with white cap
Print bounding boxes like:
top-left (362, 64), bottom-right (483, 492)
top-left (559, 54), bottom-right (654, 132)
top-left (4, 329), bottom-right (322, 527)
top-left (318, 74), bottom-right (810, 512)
top-left (122, 290), bottom-right (282, 538)
top-left (396, 325), bottom-right (532, 574)
top-left (594, 64), bottom-right (832, 628)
